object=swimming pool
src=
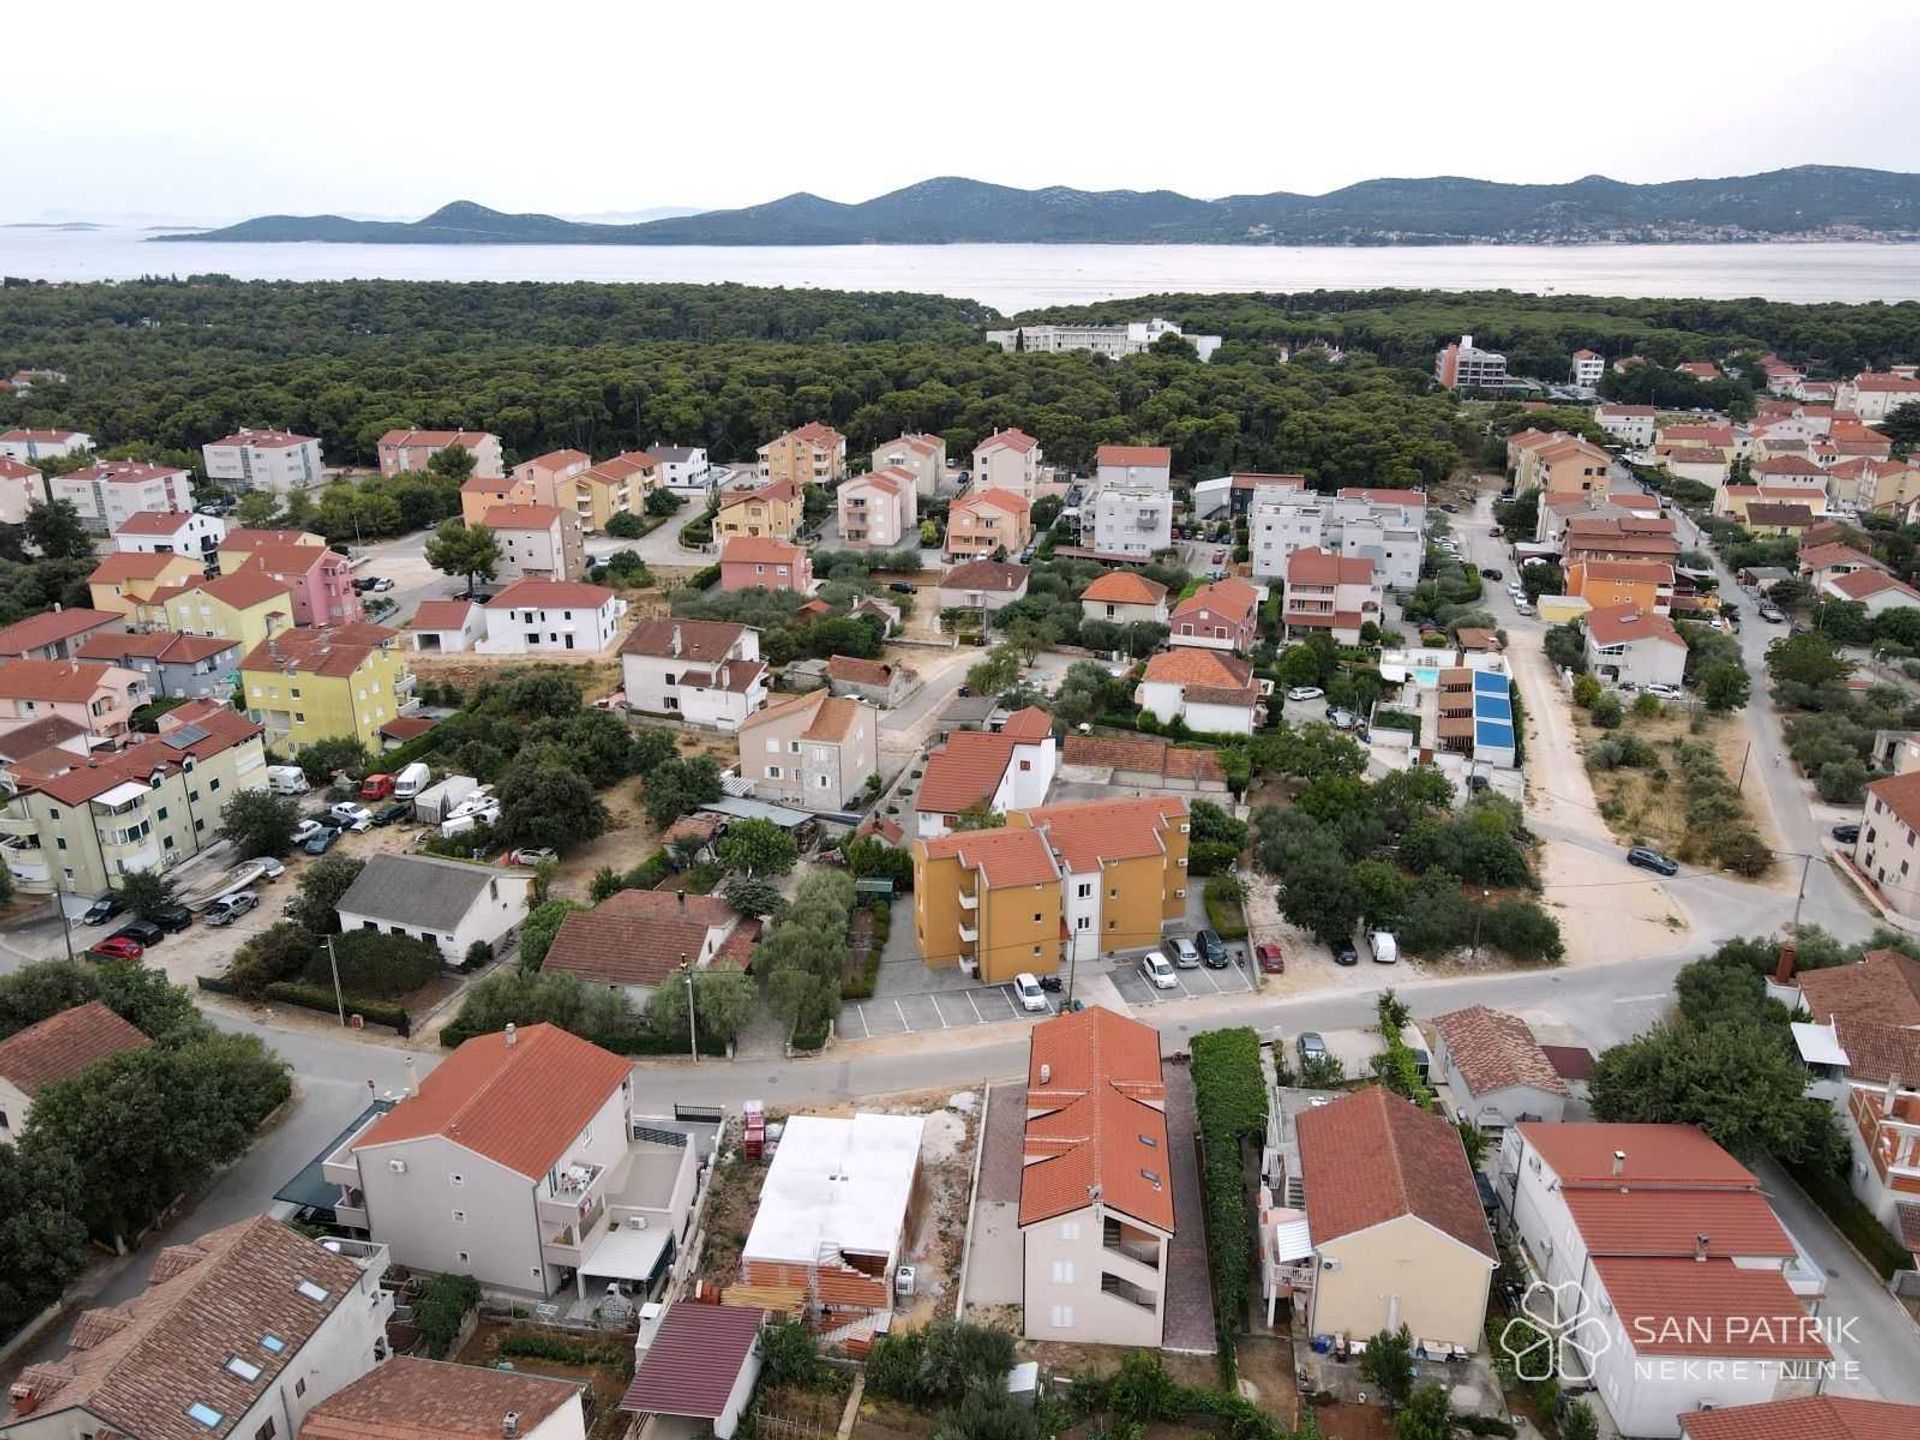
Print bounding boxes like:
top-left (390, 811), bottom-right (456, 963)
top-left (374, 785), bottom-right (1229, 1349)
top-left (1410, 667), bottom-right (1441, 687)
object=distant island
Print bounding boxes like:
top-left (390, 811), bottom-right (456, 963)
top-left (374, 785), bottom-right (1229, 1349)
top-left (152, 167), bottom-right (1920, 248)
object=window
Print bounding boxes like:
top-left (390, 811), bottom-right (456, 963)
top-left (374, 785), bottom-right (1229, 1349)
top-left (452, 1209), bottom-right (468, 1224)
top-left (1077, 882), bottom-right (1092, 898)
top-left (295, 1279), bottom-right (330, 1303)
top-left (225, 1356), bottom-right (262, 1382)
top-left (1033, 912), bottom-right (1042, 923)
top-left (255, 1421), bottom-right (277, 1440)
top-left (1048, 1305), bottom-right (1075, 1328)
top-left (187, 1403), bottom-right (225, 1428)
top-left (260, 1333), bottom-right (287, 1354)
top-left (295, 1378), bottom-right (306, 1398)
top-left (768, 765), bottom-right (782, 779)
top-left (455, 1250), bottom-right (470, 1266)
top-left (1051, 1260), bottom-right (1075, 1283)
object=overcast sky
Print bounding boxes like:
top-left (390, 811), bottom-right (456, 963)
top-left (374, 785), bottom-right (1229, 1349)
top-left (9, 0), bottom-right (1920, 226)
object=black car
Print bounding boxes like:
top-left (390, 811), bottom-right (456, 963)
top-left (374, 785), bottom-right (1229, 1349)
top-left (888, 581), bottom-right (916, 594)
top-left (1480, 567), bottom-right (1504, 582)
top-left (1832, 823), bottom-right (1861, 844)
top-left (374, 801), bottom-right (410, 826)
top-left (80, 894), bottom-right (125, 926)
top-left (148, 903), bottom-right (193, 933)
top-left (1626, 845), bottom-right (1679, 876)
top-left (110, 919), bottom-right (166, 948)
top-left (1196, 927), bottom-right (1228, 969)
top-left (1333, 939), bottom-right (1359, 967)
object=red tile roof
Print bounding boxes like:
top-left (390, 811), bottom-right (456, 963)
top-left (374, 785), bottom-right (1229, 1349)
top-left (411, 599), bottom-right (478, 630)
top-left (206, 428), bottom-right (315, 449)
top-left (1865, 768), bottom-right (1920, 836)
top-left (112, 508), bottom-right (202, 535)
top-left (1141, 647), bottom-right (1256, 694)
top-left (619, 1305), bottom-right (765, 1419)
top-left (1096, 444), bottom-right (1172, 468)
top-left (544, 888), bottom-right (738, 990)
top-left (1682, 1397), bottom-right (1920, 1440)
top-left (1795, 949), bottom-right (1920, 1028)
top-left (378, 428), bottom-right (497, 449)
top-left (1516, 1122), bottom-right (1758, 1187)
top-left (0, 658), bottom-right (129, 703)
top-left (1081, 571), bottom-right (1169, 605)
top-left (825, 654), bottom-right (895, 688)
top-left (720, 535), bottom-right (807, 567)
top-left (1828, 568), bottom-right (1920, 604)
top-left (1284, 547), bottom-right (1373, 587)
top-left (12, 708), bottom-right (262, 806)
top-left (1593, 1256), bottom-right (1829, 1358)
top-left (952, 488), bottom-right (1031, 516)
top-left (1060, 734), bottom-right (1223, 781)
top-left (919, 825), bottom-right (1059, 887)
top-left (1295, 1086), bottom-right (1496, 1259)
top-left (620, 617), bottom-right (748, 662)
top-left (481, 578), bottom-right (615, 610)
top-left (177, 568), bottom-right (295, 610)
top-left (239, 625), bottom-right (397, 679)
top-left (90, 551), bottom-right (192, 584)
top-left (478, 503), bottom-right (563, 529)
top-left (1799, 542), bottom-right (1884, 572)
top-left (741, 687), bottom-right (863, 742)
top-left (941, 559), bottom-right (1029, 591)
top-left (354, 1023), bottom-right (632, 1179)
top-left (1585, 602), bottom-right (1684, 648)
top-left (74, 631), bottom-right (236, 666)
top-left (64, 459), bottom-right (189, 485)
top-left (378, 714), bottom-right (440, 742)
top-left (582, 450), bottom-right (659, 484)
top-left (517, 447), bottom-right (591, 473)
top-left (1027, 794), bottom-right (1187, 875)
top-left (220, 528), bottom-right (322, 552)
top-left (0, 1000), bottom-right (150, 1097)
top-left (1560, 1186), bottom-right (1793, 1258)
top-left (1000, 706), bottom-right (1053, 740)
top-left (1431, 1006), bottom-right (1568, 1098)
top-left (302, 1356), bottom-right (582, 1440)
top-left (0, 607), bottom-right (120, 656)
top-left (917, 730), bottom-right (1025, 813)
top-left (974, 427), bottom-right (1038, 455)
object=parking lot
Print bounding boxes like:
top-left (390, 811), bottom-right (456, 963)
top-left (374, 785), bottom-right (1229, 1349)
top-left (1107, 949), bottom-right (1258, 1006)
top-left (838, 980), bottom-right (1054, 1038)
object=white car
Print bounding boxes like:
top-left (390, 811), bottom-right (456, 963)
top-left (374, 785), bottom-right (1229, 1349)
top-left (1140, 951), bottom-right (1179, 990)
top-left (1514, 600), bottom-right (1534, 616)
top-left (1170, 937), bottom-right (1202, 968)
top-left (1012, 972), bottom-right (1049, 1013)
top-left (1285, 686), bottom-right (1324, 702)
top-left (247, 856), bottom-right (287, 880)
top-left (1646, 682), bottom-right (1683, 700)
top-left (327, 803), bottom-right (374, 831)
top-left (509, 847), bottom-right (557, 866)
top-left (290, 820), bottom-right (325, 844)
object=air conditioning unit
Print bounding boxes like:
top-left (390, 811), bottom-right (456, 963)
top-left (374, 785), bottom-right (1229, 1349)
top-left (387, 1159), bottom-right (408, 1174)
top-left (627, 1216), bottom-right (649, 1232)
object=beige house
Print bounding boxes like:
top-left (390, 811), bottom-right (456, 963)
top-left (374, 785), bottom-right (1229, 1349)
top-left (0, 657), bottom-right (148, 745)
top-left (1856, 770), bottom-right (1920, 919)
top-left (757, 421), bottom-right (846, 486)
top-left (837, 466), bottom-right (917, 548)
top-left (1019, 1006), bottom-right (1174, 1347)
top-left (480, 504), bottom-right (587, 582)
top-left (1079, 571), bottom-right (1170, 626)
top-left (872, 433), bottom-right (946, 496)
top-left (0, 1000), bottom-right (150, 1139)
top-left (971, 429), bottom-right (1042, 498)
top-left (715, 478), bottom-right (804, 542)
top-left (542, 889), bottom-right (745, 1008)
top-left (574, 451), bottom-right (661, 530)
top-left (944, 490), bottom-right (1032, 561)
top-left (1429, 1005), bottom-right (1569, 1133)
top-left (377, 428), bottom-right (504, 478)
top-left (1292, 1087), bottom-right (1495, 1351)
top-left (736, 688), bottom-right (879, 810)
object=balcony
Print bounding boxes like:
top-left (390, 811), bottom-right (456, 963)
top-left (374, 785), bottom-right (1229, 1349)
top-left (957, 920), bottom-right (978, 944)
top-left (539, 1160), bottom-right (608, 1226)
top-left (1103, 1217), bottom-right (1162, 1271)
top-left (957, 888), bottom-right (978, 911)
top-left (542, 1195), bottom-right (608, 1267)
top-left (1100, 1272), bottom-right (1158, 1312)
top-left (333, 1187), bottom-right (369, 1231)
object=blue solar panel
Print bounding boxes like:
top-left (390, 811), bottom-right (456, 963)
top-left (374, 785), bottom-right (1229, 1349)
top-left (1475, 720), bottom-right (1515, 747)
top-left (1475, 695), bottom-right (1513, 722)
top-left (1473, 670), bottom-right (1510, 695)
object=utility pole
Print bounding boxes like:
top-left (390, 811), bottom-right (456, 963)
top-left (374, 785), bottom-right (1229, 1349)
top-left (1791, 852), bottom-right (1813, 934)
top-left (1469, 888), bottom-right (1490, 963)
top-left (682, 956), bottom-right (698, 1064)
top-left (1736, 740), bottom-right (1751, 792)
top-left (326, 934), bottom-right (346, 1025)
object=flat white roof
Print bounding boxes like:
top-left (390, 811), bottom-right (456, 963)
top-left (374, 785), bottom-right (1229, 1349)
top-left (1791, 1020), bottom-right (1850, 1068)
top-left (743, 1112), bottom-right (924, 1266)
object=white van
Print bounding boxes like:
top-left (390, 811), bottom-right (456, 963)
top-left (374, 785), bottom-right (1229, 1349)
top-left (266, 765), bottom-right (310, 795)
top-left (392, 762), bottom-right (432, 799)
top-left (1368, 931), bottom-right (1400, 965)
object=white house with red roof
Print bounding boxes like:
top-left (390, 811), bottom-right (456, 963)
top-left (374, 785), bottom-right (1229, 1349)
top-left (1593, 404), bottom-right (1656, 448)
top-left (111, 506), bottom-right (226, 565)
top-left (1016, 1005), bottom-right (1175, 1346)
top-left (619, 619), bottom-right (768, 730)
top-left (202, 427), bottom-right (325, 493)
top-left (0, 427), bottom-right (90, 463)
top-left (1837, 371), bottom-right (1920, 426)
top-left (1583, 603), bottom-right (1687, 689)
top-left (0, 455), bottom-right (43, 525)
top-left (1571, 349), bottom-right (1607, 388)
top-left (1820, 566), bottom-right (1920, 616)
top-left (871, 432), bottom-right (946, 497)
top-left (475, 578), bottom-right (625, 655)
top-left (1500, 1122), bottom-right (1828, 1438)
top-left (1087, 445), bottom-right (1174, 557)
top-left (1079, 570), bottom-right (1170, 626)
top-left (1137, 649), bottom-right (1261, 735)
top-left (481, 503), bottom-right (586, 583)
top-left (1283, 550), bottom-right (1378, 645)
top-left (50, 459), bottom-right (193, 533)
top-left (970, 428), bottom-right (1043, 498)
top-left (912, 707), bottom-right (1056, 836)
top-left (836, 464), bottom-right (917, 548)
top-left (1172, 576), bottom-right (1262, 651)
top-left (409, 598), bottom-right (485, 653)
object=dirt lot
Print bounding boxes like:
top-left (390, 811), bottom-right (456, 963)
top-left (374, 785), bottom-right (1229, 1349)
top-left (545, 730), bottom-right (738, 903)
top-left (406, 653), bottom-right (627, 699)
top-left (455, 1322), bottom-right (632, 1439)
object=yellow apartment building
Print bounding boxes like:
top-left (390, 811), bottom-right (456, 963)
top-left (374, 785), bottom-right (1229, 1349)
top-left (87, 551), bottom-right (203, 616)
top-left (714, 478), bottom-right (804, 541)
top-left (238, 622), bottom-right (412, 754)
top-left (153, 570), bottom-right (296, 654)
top-left (756, 422), bottom-right (846, 487)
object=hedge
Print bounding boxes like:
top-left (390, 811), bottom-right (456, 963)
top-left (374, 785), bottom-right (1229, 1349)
top-left (438, 1019), bottom-right (727, 1056)
top-left (1202, 878), bottom-right (1249, 940)
top-left (684, 563), bottom-right (720, 591)
top-left (263, 981), bottom-right (410, 1031)
top-left (498, 1332), bottom-right (631, 1367)
top-left (1189, 1028), bottom-right (1268, 1370)
top-left (1785, 1161), bottom-right (1914, 1279)
top-left (373, 724), bottom-right (448, 775)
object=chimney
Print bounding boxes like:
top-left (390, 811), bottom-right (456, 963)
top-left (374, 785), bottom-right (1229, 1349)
top-left (403, 1055), bottom-right (418, 1098)
top-left (1774, 941), bottom-right (1798, 985)
top-left (503, 1412), bottom-right (520, 1439)
top-left (1611, 1149), bottom-right (1626, 1179)
top-left (1694, 1233), bottom-right (1710, 1262)
top-left (1038, 1063), bottom-right (1051, 1086)
top-left (678, 890), bottom-right (686, 912)
top-left (504, 1022), bottom-right (517, 1048)
top-left (1887, 1074), bottom-right (1901, 1110)
top-left (670, 624), bottom-right (682, 658)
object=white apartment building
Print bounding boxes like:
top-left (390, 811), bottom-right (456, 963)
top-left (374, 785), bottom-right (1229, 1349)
top-left (984, 317), bottom-right (1221, 362)
top-left (112, 506), bottom-right (226, 564)
top-left (475, 579), bottom-right (625, 655)
top-left (871, 433), bottom-right (946, 496)
top-left (0, 427), bottom-right (91, 463)
top-left (1251, 486), bottom-right (1425, 590)
top-left (1085, 444), bottom-right (1174, 557)
top-left (650, 445), bottom-right (723, 499)
top-left (1436, 334), bottom-right (1512, 390)
top-left (971, 428), bottom-right (1043, 498)
top-left (1594, 404), bottom-right (1658, 448)
top-left (1570, 349), bottom-right (1606, 388)
top-left (51, 460), bottom-right (193, 533)
top-left (202, 428), bottom-right (325, 493)
top-left (837, 466), bottom-right (917, 548)
top-left (1837, 372), bottom-right (1920, 426)
top-left (619, 618), bottom-right (768, 730)
top-left (0, 457), bottom-right (43, 526)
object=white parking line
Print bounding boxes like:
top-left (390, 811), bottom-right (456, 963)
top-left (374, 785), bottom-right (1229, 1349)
top-left (894, 998), bottom-right (913, 1033)
top-left (930, 994), bottom-right (951, 1029)
top-left (857, 1004), bottom-right (872, 1039)
top-left (967, 991), bottom-right (984, 1023)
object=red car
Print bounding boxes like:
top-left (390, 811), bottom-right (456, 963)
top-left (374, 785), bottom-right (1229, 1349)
top-left (1255, 941), bottom-right (1285, 974)
top-left (1488, 526), bottom-right (1503, 537)
top-left (89, 936), bottom-right (145, 961)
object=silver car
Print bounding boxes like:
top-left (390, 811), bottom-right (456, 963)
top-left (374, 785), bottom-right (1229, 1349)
top-left (1170, 937), bottom-right (1202, 968)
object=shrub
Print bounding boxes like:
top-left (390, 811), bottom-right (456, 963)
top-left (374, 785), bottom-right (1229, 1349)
top-left (262, 982), bottom-right (409, 1031)
top-left (306, 930), bottom-right (442, 998)
top-left (412, 1273), bottom-right (481, 1357)
top-left (463, 939), bottom-right (495, 971)
top-left (1590, 693), bottom-right (1624, 729)
top-left (1571, 674), bottom-right (1602, 708)
top-left (1190, 1028), bottom-right (1267, 1363)
top-left (228, 922), bottom-right (315, 998)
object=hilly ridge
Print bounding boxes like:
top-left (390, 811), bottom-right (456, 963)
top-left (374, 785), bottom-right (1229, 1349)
top-left (160, 166), bottom-right (1920, 247)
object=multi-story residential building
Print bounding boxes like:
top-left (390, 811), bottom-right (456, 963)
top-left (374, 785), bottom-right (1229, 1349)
top-left (87, 550), bottom-right (204, 616)
top-left (1291, 1087), bottom-right (1496, 1352)
top-left (1854, 771), bottom-right (1920, 922)
top-left (983, 317), bottom-right (1220, 362)
top-left (736, 689), bottom-right (879, 810)
top-left (218, 527), bottom-right (327, 572)
top-left (155, 568), bottom-right (296, 654)
top-left (112, 506), bottom-right (226, 565)
top-left (478, 504), bottom-right (587, 583)
top-left (236, 544), bottom-right (363, 626)
top-left (1837, 371), bottom-right (1920, 425)
top-left (0, 658), bottom-right (147, 746)
top-left (0, 427), bottom-right (90, 463)
top-left (938, 559), bottom-right (1030, 612)
top-left (1429, 1005), bottom-right (1569, 1133)
top-left (1583, 603), bottom-right (1687, 689)
top-left (239, 623), bottom-right (412, 755)
top-left (0, 1216), bottom-right (393, 1440)
top-left (543, 889), bottom-right (746, 1006)
top-left (945, 488), bottom-right (1033, 561)
top-left (1520, 434), bottom-right (1613, 499)
top-left (912, 794), bottom-right (1189, 982)
top-left (74, 630), bottom-right (242, 701)
top-left (1018, 1005), bottom-right (1175, 1346)
top-left (510, 447), bottom-right (592, 496)
top-left (1752, 455), bottom-right (1828, 493)
top-left (0, 701), bottom-right (267, 896)
top-left (1569, 348), bottom-right (1605, 388)
top-left (872, 432), bottom-right (946, 496)
top-left (1565, 559), bottom-right (1675, 615)
top-left (1079, 571), bottom-right (1169, 626)
top-left (51, 460), bottom-right (193, 534)
top-left (650, 445), bottom-right (719, 499)
top-left (376, 428), bottom-right (504, 478)
top-left (1136, 649), bottom-right (1261, 735)
top-left (1283, 549), bottom-right (1379, 644)
top-left (1655, 422), bottom-right (1737, 461)
top-left (1500, 1123), bottom-right (1827, 1438)
top-left (0, 999), bottom-right (150, 1139)
top-left (913, 707), bottom-right (1057, 837)
top-left (1561, 514), bottom-right (1681, 566)
top-left (458, 472), bottom-right (538, 526)
top-left (838, 465), bottom-right (917, 548)
top-left (1593, 404), bottom-right (1657, 447)
top-left (1682, 1398), bottom-right (1920, 1440)
top-left (1249, 487), bottom-right (1425, 590)
top-left (0, 607), bottom-right (123, 663)
top-left (825, 654), bottom-right (913, 707)
top-left (573, 450), bottom-right (660, 530)
top-left (201, 427), bottom-right (325, 493)
top-left (1828, 457), bottom-right (1920, 515)
top-left (1435, 334), bottom-right (1511, 390)
top-left (1821, 566), bottom-right (1920, 615)
top-left (337, 853), bottom-right (532, 964)
top-left (1086, 445), bottom-right (1174, 558)
top-left (0, 455), bottom-right (44, 525)
top-left (970, 428), bottom-right (1043, 498)
top-left (718, 535), bottom-right (813, 593)
top-left (302, 1356), bottom-right (589, 1440)
top-left (1171, 576), bottom-right (1261, 650)
top-left (714, 478), bottom-right (804, 542)
top-left (321, 1022), bottom-right (697, 1302)
top-left (757, 421), bottom-right (846, 486)
top-left (475, 578), bottom-right (625, 655)
top-left (1798, 542), bottom-right (1887, 591)
top-left (619, 619), bottom-right (768, 730)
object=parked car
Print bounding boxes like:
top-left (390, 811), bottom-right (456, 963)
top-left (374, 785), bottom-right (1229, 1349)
top-left (1489, 526), bottom-right (1503, 537)
top-left (111, 919), bottom-right (166, 949)
top-left (204, 890), bottom-right (260, 926)
top-left (371, 576), bottom-right (395, 592)
top-left (1196, 927), bottom-right (1228, 968)
top-left (1254, 941), bottom-right (1285, 974)
top-left (328, 802), bottom-right (374, 831)
top-left (1325, 707), bottom-right (1359, 730)
top-left (303, 826), bottom-right (341, 855)
top-left (509, 847), bottom-right (557, 866)
top-left (148, 904), bottom-right (193, 933)
top-left (1333, 939), bottom-right (1359, 967)
top-left (1285, 685), bottom-right (1324, 702)
top-left (1170, 937), bottom-right (1202, 969)
top-left (290, 819), bottom-right (326, 844)
top-left (1439, 503), bottom-right (1459, 514)
top-left (80, 894), bottom-right (125, 926)
top-left (1296, 1031), bottom-right (1327, 1067)
top-left (888, 581), bottom-right (916, 595)
top-left (1012, 972), bottom-right (1049, 1013)
top-left (1140, 951), bottom-right (1179, 991)
top-left (1480, 567), bottom-right (1504, 581)
top-left (1832, 823), bottom-right (1861, 844)
top-left (1211, 550), bottom-right (1227, 565)
top-left (351, 576), bottom-right (378, 592)
top-left (248, 856), bottom-right (286, 880)
top-left (89, 935), bottom-right (145, 961)
top-left (1646, 683), bottom-right (1682, 700)
top-left (373, 802), bottom-right (409, 826)
top-left (1758, 605), bottom-right (1786, 623)
top-left (1514, 600), bottom-right (1534, 617)
top-left (1626, 845), bottom-right (1679, 876)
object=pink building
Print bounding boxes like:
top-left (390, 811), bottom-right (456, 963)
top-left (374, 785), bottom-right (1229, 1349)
top-left (1284, 548), bottom-right (1381, 645)
top-left (0, 456), bottom-right (43, 526)
top-left (508, 447), bottom-right (592, 499)
top-left (1169, 577), bottom-right (1261, 652)
top-left (837, 465), bottom-right (917, 548)
top-left (0, 659), bottom-right (148, 744)
top-left (237, 545), bottom-right (363, 627)
top-left (719, 536), bottom-right (814, 593)
top-left (376, 429), bottom-right (504, 478)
